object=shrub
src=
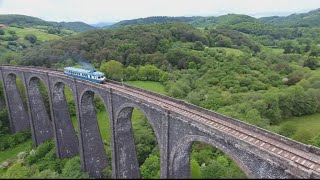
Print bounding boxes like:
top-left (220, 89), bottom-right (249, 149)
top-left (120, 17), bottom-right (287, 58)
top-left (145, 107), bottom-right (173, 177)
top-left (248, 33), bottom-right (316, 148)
top-left (24, 34), bottom-right (37, 44)
top-left (26, 140), bottom-right (54, 165)
top-left (0, 29), bottom-right (4, 35)
top-left (279, 123), bottom-right (297, 138)
top-left (62, 156), bottom-right (89, 179)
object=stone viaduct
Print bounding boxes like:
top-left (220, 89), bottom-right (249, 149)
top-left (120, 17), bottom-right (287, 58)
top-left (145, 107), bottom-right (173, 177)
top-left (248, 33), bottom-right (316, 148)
top-left (1, 65), bottom-right (320, 179)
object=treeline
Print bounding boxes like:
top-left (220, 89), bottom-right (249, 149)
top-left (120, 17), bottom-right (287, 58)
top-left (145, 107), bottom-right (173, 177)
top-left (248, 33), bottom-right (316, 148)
top-left (19, 22), bottom-right (260, 69)
top-left (0, 15), bottom-right (51, 27)
top-left (111, 16), bottom-right (202, 28)
top-left (0, 15), bottom-right (95, 32)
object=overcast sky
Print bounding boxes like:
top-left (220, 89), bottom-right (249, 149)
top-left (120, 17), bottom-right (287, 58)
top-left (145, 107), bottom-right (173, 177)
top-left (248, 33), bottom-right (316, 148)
top-left (0, 0), bottom-right (319, 24)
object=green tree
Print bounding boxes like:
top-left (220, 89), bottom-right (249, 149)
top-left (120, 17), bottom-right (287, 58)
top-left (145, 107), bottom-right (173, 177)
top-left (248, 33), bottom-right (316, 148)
top-left (124, 66), bottom-right (137, 80)
top-left (304, 57), bottom-right (319, 70)
top-left (62, 156), bottom-right (89, 178)
top-left (100, 60), bottom-right (124, 81)
top-left (190, 159), bottom-right (202, 178)
top-left (0, 29), bottom-right (5, 35)
top-left (24, 34), bottom-right (37, 44)
top-left (138, 65), bottom-right (161, 81)
top-left (213, 34), bottom-right (233, 47)
top-left (192, 41), bottom-right (205, 51)
top-left (3, 163), bottom-right (34, 178)
top-left (140, 155), bottom-right (161, 179)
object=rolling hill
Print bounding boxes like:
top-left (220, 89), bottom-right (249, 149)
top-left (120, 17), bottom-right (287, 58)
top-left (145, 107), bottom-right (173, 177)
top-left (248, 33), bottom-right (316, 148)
top-left (260, 8), bottom-right (320, 27)
top-left (0, 14), bottom-right (96, 32)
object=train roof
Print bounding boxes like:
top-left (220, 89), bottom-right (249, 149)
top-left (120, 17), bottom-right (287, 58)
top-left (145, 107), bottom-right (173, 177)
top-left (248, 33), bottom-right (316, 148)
top-left (64, 67), bottom-right (104, 76)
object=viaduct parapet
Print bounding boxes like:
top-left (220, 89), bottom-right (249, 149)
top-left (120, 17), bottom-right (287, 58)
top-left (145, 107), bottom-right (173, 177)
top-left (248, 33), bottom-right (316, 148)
top-left (1, 65), bottom-right (320, 179)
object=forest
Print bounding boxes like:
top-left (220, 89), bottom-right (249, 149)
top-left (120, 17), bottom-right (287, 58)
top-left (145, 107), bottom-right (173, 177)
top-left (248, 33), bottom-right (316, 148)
top-left (1, 8), bottom-right (320, 178)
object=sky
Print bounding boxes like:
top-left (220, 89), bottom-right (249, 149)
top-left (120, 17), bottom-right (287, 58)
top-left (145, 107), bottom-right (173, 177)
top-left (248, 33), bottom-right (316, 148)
top-left (0, 0), bottom-right (319, 24)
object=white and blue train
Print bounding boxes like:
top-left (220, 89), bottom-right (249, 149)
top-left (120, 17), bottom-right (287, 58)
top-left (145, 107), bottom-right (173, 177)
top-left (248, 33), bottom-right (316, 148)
top-left (64, 67), bottom-right (106, 84)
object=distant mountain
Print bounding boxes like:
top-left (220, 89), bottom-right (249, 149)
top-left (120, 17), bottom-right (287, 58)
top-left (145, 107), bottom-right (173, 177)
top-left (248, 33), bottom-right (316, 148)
top-left (108, 14), bottom-right (261, 29)
top-left (0, 14), bottom-right (51, 27)
top-left (91, 22), bottom-right (116, 28)
top-left (50, 21), bottom-right (96, 32)
top-left (110, 16), bottom-right (203, 28)
top-left (260, 8), bottom-right (320, 27)
top-left (190, 14), bottom-right (258, 28)
top-left (0, 14), bottom-right (96, 32)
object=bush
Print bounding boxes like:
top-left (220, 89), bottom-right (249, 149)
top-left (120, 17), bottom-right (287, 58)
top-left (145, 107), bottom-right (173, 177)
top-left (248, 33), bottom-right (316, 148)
top-left (292, 129), bottom-right (313, 144)
top-left (24, 34), bottom-right (37, 44)
top-left (3, 162), bottom-right (33, 178)
top-left (140, 155), bottom-right (160, 179)
top-left (27, 140), bottom-right (54, 165)
top-left (0, 29), bottom-right (5, 35)
top-left (32, 169), bottom-right (60, 179)
top-left (0, 129), bottom-right (31, 151)
top-left (62, 156), bottom-right (89, 179)
top-left (279, 123), bottom-right (297, 138)
top-left (311, 133), bottom-right (320, 148)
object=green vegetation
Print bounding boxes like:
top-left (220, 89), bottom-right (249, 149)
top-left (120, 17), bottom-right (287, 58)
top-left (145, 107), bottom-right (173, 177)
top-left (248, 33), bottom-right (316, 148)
top-left (4, 27), bottom-right (61, 42)
top-left (125, 81), bottom-right (167, 95)
top-left (0, 14), bottom-right (96, 32)
top-left (208, 47), bottom-right (244, 56)
top-left (0, 140), bottom-right (32, 163)
top-left (2, 8), bottom-right (320, 179)
top-left (277, 113), bottom-right (320, 144)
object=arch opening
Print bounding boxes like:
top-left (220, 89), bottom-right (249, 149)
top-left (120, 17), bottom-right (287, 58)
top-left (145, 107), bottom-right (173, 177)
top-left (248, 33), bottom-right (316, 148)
top-left (115, 106), bottom-right (160, 179)
top-left (170, 136), bottom-right (250, 179)
top-left (79, 90), bottom-right (111, 178)
top-left (190, 141), bottom-right (247, 179)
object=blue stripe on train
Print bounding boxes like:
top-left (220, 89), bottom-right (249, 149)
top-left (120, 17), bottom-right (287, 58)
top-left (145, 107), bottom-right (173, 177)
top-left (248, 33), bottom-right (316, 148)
top-left (64, 73), bottom-right (104, 84)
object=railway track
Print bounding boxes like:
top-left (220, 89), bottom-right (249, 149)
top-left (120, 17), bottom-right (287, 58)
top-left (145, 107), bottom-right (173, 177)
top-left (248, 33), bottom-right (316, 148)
top-left (104, 82), bottom-right (320, 174)
top-left (2, 65), bottom-right (320, 176)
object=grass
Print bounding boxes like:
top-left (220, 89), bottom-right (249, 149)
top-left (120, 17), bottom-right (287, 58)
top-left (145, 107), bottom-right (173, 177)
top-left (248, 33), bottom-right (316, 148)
top-left (261, 46), bottom-right (284, 54)
top-left (0, 140), bottom-right (32, 163)
top-left (4, 27), bottom-right (62, 42)
top-left (125, 81), bottom-right (166, 95)
top-left (277, 113), bottom-right (320, 137)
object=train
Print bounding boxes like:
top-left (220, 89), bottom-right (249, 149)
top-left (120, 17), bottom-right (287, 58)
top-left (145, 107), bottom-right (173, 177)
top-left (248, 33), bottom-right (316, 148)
top-left (64, 67), bottom-right (106, 84)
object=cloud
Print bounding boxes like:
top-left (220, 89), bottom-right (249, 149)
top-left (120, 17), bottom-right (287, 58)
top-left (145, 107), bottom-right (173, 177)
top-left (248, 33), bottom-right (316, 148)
top-left (0, 0), bottom-right (319, 23)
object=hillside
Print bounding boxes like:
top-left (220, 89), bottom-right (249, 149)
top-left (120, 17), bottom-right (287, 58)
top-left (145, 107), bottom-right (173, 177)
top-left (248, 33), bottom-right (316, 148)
top-left (260, 8), bottom-right (320, 27)
top-left (110, 16), bottom-right (202, 28)
top-left (18, 22), bottom-right (261, 67)
top-left (190, 14), bottom-right (258, 28)
top-left (0, 14), bottom-right (96, 32)
top-left (0, 14), bottom-right (51, 27)
top-left (0, 23), bottom-right (76, 64)
top-left (50, 21), bottom-right (97, 32)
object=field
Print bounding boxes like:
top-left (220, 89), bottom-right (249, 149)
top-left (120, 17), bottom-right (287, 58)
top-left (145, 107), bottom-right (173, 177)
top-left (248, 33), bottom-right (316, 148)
top-left (3, 26), bottom-right (62, 42)
top-left (261, 46), bottom-right (284, 54)
top-left (277, 113), bottom-right (320, 137)
top-left (125, 81), bottom-right (167, 95)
